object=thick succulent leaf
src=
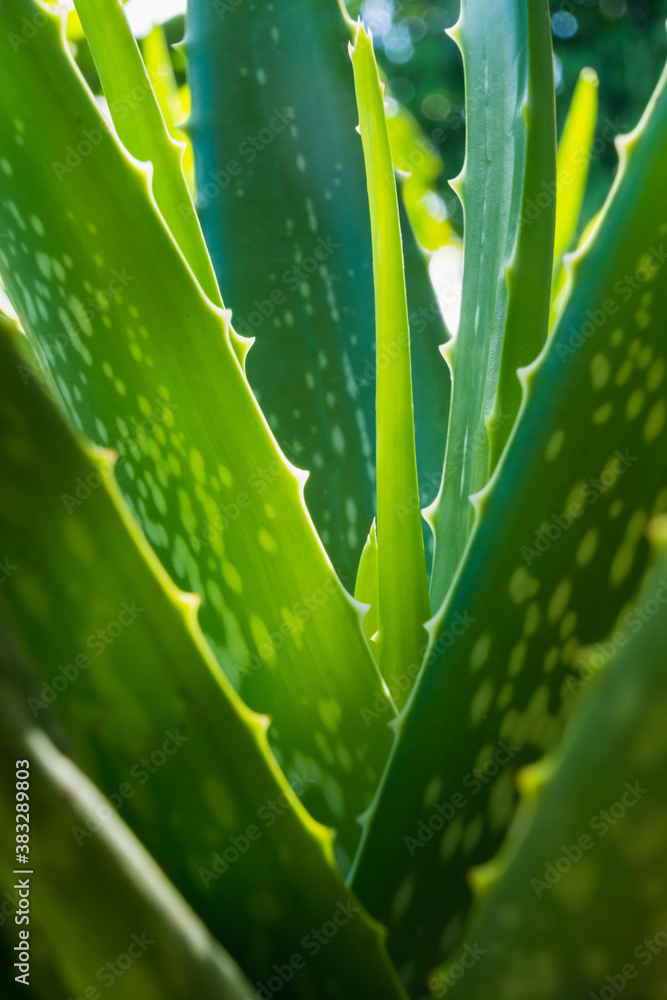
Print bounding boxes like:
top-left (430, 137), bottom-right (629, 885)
top-left (142, 24), bottom-right (194, 192)
top-left (399, 192), bottom-right (451, 572)
top-left (350, 22), bottom-right (430, 706)
top-left (550, 67), bottom-right (599, 327)
top-left (185, 0), bottom-right (449, 583)
top-left (553, 67), bottom-right (599, 277)
top-left (72, 0), bottom-right (220, 306)
top-left (426, 0), bottom-right (556, 609)
top-left (0, 0), bottom-right (394, 855)
top-left (0, 660), bottom-right (252, 1000)
top-left (454, 533), bottom-right (667, 998)
top-left (13, 327), bottom-right (53, 398)
top-left (0, 317), bottom-right (406, 1000)
top-left (142, 25), bottom-right (186, 140)
top-left (394, 123), bottom-right (452, 546)
top-left (351, 57), bottom-right (667, 990)
top-left (355, 520), bottom-right (379, 646)
top-left (385, 86), bottom-right (453, 536)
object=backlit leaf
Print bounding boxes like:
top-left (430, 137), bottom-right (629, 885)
top-left (0, 653), bottom-right (252, 1000)
top-left (73, 0), bottom-right (220, 305)
top-left (351, 53), bottom-right (667, 992)
top-left (185, 0), bottom-right (450, 583)
top-left (550, 66), bottom-right (599, 325)
top-left (0, 315), bottom-right (406, 1000)
top-left (452, 531), bottom-right (667, 998)
top-left (0, 0), bottom-right (394, 857)
top-left (426, 0), bottom-right (556, 608)
top-left (350, 21), bottom-right (430, 707)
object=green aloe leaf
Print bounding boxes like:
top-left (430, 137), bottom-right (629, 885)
top-left (553, 67), bottom-right (599, 280)
top-left (399, 192), bottom-right (452, 574)
top-left (550, 67), bottom-right (599, 328)
top-left (0, 0), bottom-right (394, 855)
top-left (185, 0), bottom-right (449, 583)
top-left (350, 21), bottom-right (430, 707)
top-left (0, 656), bottom-right (252, 1000)
top-left (351, 55), bottom-right (667, 990)
top-left (451, 530), bottom-right (667, 999)
top-left (426, 0), bottom-right (556, 609)
top-left (72, 0), bottom-right (220, 307)
top-left (354, 520), bottom-right (378, 646)
top-left (0, 316), bottom-right (406, 1000)
top-left (142, 25), bottom-right (195, 193)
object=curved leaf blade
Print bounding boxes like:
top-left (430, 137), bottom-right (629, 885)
top-left (354, 519), bottom-right (379, 646)
top-left (553, 67), bottom-right (599, 275)
top-left (73, 0), bottom-right (221, 306)
top-left (351, 56), bottom-right (667, 989)
top-left (0, 0), bottom-right (394, 855)
top-left (0, 316), bottom-right (406, 1000)
top-left (454, 533), bottom-right (667, 998)
top-left (185, 0), bottom-right (450, 583)
top-left (0, 661), bottom-right (252, 1000)
top-left (427, 0), bottom-right (556, 608)
top-left (550, 66), bottom-right (599, 326)
top-left (350, 22), bottom-right (430, 706)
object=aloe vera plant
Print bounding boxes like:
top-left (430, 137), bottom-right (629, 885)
top-left (1, 0), bottom-right (666, 997)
